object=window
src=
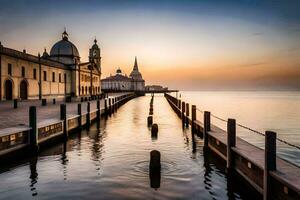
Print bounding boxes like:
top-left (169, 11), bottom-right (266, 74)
top-left (8, 64), bottom-right (12, 75)
top-left (33, 69), bottom-right (37, 79)
top-left (59, 73), bottom-right (61, 83)
top-left (22, 67), bottom-right (25, 77)
top-left (52, 72), bottom-right (55, 82)
top-left (43, 71), bottom-right (47, 81)
top-left (64, 73), bottom-right (66, 83)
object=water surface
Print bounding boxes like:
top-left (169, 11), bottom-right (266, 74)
top-left (0, 95), bottom-right (261, 199)
top-left (177, 91), bottom-right (300, 165)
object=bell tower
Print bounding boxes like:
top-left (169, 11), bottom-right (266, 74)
top-left (89, 38), bottom-right (101, 70)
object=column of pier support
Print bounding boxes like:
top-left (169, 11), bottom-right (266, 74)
top-left (60, 104), bottom-right (67, 139)
top-left (203, 111), bottom-right (210, 149)
top-left (29, 106), bottom-right (39, 151)
top-left (105, 98), bottom-right (108, 115)
top-left (87, 102), bottom-right (91, 128)
top-left (227, 118), bottom-right (236, 170)
top-left (108, 98), bottom-right (112, 115)
top-left (181, 101), bottom-right (185, 127)
top-left (186, 103), bottom-right (190, 127)
top-left (97, 100), bottom-right (101, 121)
top-left (264, 131), bottom-right (277, 200)
top-left (191, 105), bottom-right (196, 137)
top-left (78, 103), bottom-right (82, 130)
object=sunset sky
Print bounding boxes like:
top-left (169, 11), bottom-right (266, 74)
top-left (0, 0), bottom-right (300, 90)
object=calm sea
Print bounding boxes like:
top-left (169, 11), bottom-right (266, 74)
top-left (176, 91), bottom-right (300, 166)
top-left (0, 92), bottom-right (298, 199)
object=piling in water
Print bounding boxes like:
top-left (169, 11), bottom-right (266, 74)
top-left (149, 150), bottom-right (161, 189)
top-left (151, 123), bottom-right (158, 137)
top-left (148, 116), bottom-right (153, 126)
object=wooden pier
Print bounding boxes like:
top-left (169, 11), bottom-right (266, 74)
top-left (0, 93), bottom-right (136, 158)
top-left (165, 93), bottom-right (300, 200)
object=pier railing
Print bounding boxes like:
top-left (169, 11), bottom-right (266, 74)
top-left (0, 93), bottom-right (136, 157)
top-left (164, 92), bottom-right (300, 200)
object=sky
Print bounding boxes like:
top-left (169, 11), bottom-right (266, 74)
top-left (0, 0), bottom-right (300, 90)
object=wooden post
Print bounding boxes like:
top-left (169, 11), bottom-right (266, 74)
top-left (78, 103), bottom-right (82, 129)
top-left (112, 98), bottom-right (115, 113)
top-left (149, 150), bottom-right (161, 189)
top-left (204, 111), bottom-right (211, 148)
top-left (97, 100), bottom-right (100, 120)
top-left (181, 101), bottom-right (185, 127)
top-left (13, 99), bottom-right (18, 109)
top-left (147, 116), bottom-right (153, 126)
top-left (29, 106), bottom-right (38, 150)
top-left (87, 102), bottom-right (91, 127)
top-left (191, 105), bottom-right (196, 134)
top-left (186, 103), bottom-right (190, 127)
top-left (105, 98), bottom-right (108, 115)
top-left (108, 98), bottom-right (111, 115)
top-left (60, 104), bottom-right (67, 138)
top-left (227, 118), bottom-right (236, 170)
top-left (264, 131), bottom-right (277, 200)
top-left (42, 99), bottom-right (46, 106)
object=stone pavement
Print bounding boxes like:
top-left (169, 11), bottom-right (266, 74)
top-left (0, 93), bottom-right (128, 130)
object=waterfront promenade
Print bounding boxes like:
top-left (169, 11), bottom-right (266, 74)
top-left (0, 93), bottom-right (126, 130)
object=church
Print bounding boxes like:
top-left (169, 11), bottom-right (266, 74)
top-left (101, 57), bottom-right (145, 92)
top-left (0, 30), bottom-right (101, 101)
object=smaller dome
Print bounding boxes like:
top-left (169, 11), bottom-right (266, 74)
top-left (116, 68), bottom-right (122, 74)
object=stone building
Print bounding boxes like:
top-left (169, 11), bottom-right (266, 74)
top-left (0, 30), bottom-right (101, 101)
top-left (101, 57), bottom-right (145, 92)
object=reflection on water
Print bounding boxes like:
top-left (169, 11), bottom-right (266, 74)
top-left (0, 95), bottom-right (260, 199)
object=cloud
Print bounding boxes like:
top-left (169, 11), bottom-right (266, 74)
top-left (238, 62), bottom-right (267, 68)
top-left (252, 32), bottom-right (264, 36)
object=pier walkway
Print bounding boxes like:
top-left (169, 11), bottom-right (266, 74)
top-left (164, 93), bottom-right (300, 200)
top-left (0, 93), bottom-right (127, 130)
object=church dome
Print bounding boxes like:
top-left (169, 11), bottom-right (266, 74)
top-left (116, 68), bottom-right (122, 74)
top-left (49, 30), bottom-right (80, 65)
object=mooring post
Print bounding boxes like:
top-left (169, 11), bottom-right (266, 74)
top-left (108, 98), bottom-right (112, 115)
top-left (227, 118), bottom-right (236, 170)
top-left (149, 150), bottom-right (161, 189)
top-left (115, 97), bottom-right (118, 111)
top-left (112, 98), bottom-right (115, 113)
top-left (204, 111), bottom-right (211, 148)
top-left (191, 105), bottom-right (196, 135)
top-left (104, 98), bottom-right (108, 115)
top-left (186, 103), bottom-right (190, 127)
top-left (60, 104), bottom-right (67, 138)
top-left (181, 101), bottom-right (186, 127)
top-left (148, 116), bottom-right (153, 126)
top-left (151, 123), bottom-right (158, 137)
top-left (42, 98), bottom-right (46, 106)
top-left (13, 99), bottom-right (18, 109)
top-left (264, 131), bottom-right (277, 200)
top-left (97, 100), bottom-right (100, 120)
top-left (78, 103), bottom-right (82, 129)
top-left (87, 102), bottom-right (91, 127)
top-left (29, 106), bottom-right (38, 151)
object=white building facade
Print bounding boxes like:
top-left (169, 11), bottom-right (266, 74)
top-left (101, 57), bottom-right (145, 92)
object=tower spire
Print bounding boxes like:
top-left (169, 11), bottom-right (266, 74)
top-left (134, 56), bottom-right (138, 71)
